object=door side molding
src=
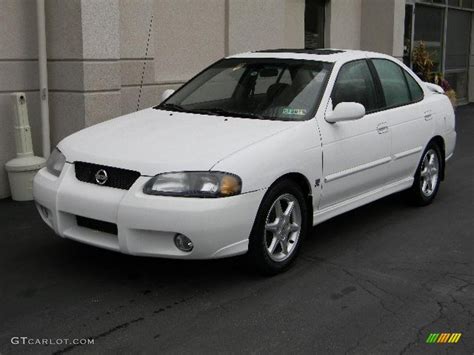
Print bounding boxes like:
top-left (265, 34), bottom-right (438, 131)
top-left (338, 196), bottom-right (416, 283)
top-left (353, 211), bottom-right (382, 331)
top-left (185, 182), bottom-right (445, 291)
top-left (324, 156), bottom-right (392, 183)
top-left (393, 146), bottom-right (423, 160)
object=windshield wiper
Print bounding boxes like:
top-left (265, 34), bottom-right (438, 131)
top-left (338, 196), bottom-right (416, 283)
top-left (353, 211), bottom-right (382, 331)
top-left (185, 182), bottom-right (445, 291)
top-left (192, 107), bottom-right (267, 119)
top-left (156, 104), bottom-right (270, 119)
top-left (155, 103), bottom-right (188, 112)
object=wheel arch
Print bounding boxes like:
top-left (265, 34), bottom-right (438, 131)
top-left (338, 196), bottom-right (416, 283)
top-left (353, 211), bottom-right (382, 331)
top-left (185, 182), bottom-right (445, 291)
top-left (269, 172), bottom-right (314, 226)
top-left (428, 135), bottom-right (446, 180)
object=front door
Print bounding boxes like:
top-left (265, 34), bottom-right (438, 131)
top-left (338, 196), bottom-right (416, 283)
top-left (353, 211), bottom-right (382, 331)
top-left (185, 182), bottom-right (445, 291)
top-left (318, 59), bottom-right (392, 209)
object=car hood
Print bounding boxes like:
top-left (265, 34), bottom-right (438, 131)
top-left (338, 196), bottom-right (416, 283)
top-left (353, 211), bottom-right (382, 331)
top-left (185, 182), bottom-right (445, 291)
top-left (58, 108), bottom-right (297, 176)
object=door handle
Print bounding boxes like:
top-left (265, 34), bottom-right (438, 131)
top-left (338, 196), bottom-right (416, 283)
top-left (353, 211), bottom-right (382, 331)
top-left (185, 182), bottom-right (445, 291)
top-left (424, 110), bottom-right (433, 121)
top-left (377, 123), bottom-right (389, 134)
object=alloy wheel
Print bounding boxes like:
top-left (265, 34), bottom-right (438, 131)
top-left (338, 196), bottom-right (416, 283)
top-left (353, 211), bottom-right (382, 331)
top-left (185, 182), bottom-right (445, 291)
top-left (264, 193), bottom-right (302, 262)
top-left (420, 148), bottom-right (440, 197)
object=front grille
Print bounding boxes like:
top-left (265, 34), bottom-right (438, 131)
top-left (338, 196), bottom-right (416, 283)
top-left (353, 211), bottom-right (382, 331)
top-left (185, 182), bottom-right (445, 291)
top-left (76, 216), bottom-right (118, 235)
top-left (74, 162), bottom-right (140, 190)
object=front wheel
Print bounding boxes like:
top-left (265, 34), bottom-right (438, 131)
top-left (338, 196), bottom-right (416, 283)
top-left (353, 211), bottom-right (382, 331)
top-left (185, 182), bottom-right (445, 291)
top-left (408, 143), bottom-right (442, 206)
top-left (247, 180), bottom-right (308, 275)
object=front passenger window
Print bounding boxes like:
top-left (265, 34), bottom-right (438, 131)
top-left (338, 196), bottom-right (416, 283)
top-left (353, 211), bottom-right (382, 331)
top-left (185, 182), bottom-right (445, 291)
top-left (332, 60), bottom-right (378, 112)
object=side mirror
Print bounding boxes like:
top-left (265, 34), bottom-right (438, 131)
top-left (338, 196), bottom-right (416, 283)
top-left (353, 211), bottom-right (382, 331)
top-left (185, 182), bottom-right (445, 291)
top-left (160, 89), bottom-right (175, 103)
top-left (325, 102), bottom-right (366, 123)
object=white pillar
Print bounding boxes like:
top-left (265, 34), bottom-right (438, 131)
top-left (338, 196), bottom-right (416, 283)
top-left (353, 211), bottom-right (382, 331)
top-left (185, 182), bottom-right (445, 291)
top-left (37, 0), bottom-right (51, 158)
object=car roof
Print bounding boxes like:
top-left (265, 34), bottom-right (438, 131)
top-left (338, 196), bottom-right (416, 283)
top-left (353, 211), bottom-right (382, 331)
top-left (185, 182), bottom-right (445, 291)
top-left (228, 48), bottom-right (393, 64)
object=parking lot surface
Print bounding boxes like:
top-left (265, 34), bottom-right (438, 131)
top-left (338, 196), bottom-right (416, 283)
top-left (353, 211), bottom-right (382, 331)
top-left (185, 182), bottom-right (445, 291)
top-left (1, 105), bottom-right (473, 354)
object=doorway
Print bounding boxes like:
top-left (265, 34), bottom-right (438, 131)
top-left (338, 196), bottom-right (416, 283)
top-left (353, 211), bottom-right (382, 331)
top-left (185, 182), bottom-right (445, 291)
top-left (305, 0), bottom-right (326, 49)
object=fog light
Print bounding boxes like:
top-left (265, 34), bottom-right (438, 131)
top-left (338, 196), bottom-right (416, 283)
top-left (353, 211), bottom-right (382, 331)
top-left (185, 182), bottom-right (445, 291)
top-left (36, 203), bottom-right (53, 228)
top-left (174, 234), bottom-right (193, 252)
top-left (37, 203), bottom-right (50, 220)
top-left (40, 204), bottom-right (49, 219)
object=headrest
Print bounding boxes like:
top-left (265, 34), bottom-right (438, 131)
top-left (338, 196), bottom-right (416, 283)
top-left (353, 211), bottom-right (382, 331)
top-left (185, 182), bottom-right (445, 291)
top-left (266, 83), bottom-right (290, 101)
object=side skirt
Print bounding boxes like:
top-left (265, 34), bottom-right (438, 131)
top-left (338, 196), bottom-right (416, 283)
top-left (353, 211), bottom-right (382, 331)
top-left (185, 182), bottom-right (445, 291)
top-left (313, 177), bottom-right (414, 226)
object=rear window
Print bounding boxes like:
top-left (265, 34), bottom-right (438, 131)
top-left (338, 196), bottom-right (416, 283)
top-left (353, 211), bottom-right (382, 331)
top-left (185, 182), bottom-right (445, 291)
top-left (372, 59), bottom-right (411, 108)
top-left (403, 71), bottom-right (424, 102)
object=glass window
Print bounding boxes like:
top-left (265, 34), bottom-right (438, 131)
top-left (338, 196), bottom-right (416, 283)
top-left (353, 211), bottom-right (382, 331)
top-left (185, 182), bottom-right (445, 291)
top-left (305, 0), bottom-right (325, 49)
top-left (414, 5), bottom-right (444, 72)
top-left (279, 68), bottom-right (292, 85)
top-left (160, 58), bottom-right (333, 121)
top-left (253, 67), bottom-right (285, 95)
top-left (445, 9), bottom-right (471, 101)
top-left (181, 67), bottom-right (241, 105)
top-left (446, 9), bottom-right (471, 70)
top-left (404, 71), bottom-right (424, 102)
top-left (372, 59), bottom-right (411, 108)
top-left (445, 72), bottom-right (468, 102)
top-left (331, 60), bottom-right (378, 112)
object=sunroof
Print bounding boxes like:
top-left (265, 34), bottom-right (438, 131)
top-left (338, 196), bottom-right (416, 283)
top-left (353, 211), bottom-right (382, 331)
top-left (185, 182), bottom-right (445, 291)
top-left (255, 49), bottom-right (345, 55)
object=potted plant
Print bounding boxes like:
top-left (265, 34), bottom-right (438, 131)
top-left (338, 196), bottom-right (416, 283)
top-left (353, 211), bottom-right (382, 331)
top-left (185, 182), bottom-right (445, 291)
top-left (433, 73), bottom-right (457, 107)
top-left (412, 41), bottom-right (456, 107)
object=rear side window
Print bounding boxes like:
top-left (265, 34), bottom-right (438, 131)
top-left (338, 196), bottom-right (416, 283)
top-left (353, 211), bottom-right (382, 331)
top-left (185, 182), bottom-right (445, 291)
top-left (332, 60), bottom-right (378, 112)
top-left (372, 59), bottom-right (411, 108)
top-left (403, 71), bottom-right (424, 102)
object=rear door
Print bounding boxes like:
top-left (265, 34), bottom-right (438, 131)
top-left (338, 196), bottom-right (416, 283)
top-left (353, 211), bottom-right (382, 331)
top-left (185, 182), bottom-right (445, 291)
top-left (319, 59), bottom-right (392, 209)
top-left (369, 58), bottom-right (434, 182)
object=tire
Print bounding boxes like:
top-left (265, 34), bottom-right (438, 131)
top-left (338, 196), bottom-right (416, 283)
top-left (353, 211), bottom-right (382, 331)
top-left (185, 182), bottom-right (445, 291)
top-left (247, 179), bottom-right (308, 275)
top-left (408, 142), bottom-right (443, 206)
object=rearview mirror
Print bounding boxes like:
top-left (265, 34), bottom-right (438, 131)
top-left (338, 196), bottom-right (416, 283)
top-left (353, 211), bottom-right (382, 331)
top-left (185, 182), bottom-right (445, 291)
top-left (325, 102), bottom-right (366, 123)
top-left (259, 68), bottom-right (279, 77)
top-left (161, 89), bottom-right (175, 103)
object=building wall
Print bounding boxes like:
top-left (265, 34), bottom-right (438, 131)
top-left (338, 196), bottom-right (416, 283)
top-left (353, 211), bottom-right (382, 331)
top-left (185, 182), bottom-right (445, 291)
top-left (0, 0), bottom-right (41, 199)
top-left (0, 0), bottom-right (305, 198)
top-left (360, 0), bottom-right (405, 59)
top-left (325, 0), bottom-right (405, 59)
top-left (325, 0), bottom-right (362, 50)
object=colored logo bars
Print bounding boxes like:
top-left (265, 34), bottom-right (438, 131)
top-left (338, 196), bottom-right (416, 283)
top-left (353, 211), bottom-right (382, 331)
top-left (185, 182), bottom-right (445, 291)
top-left (426, 333), bottom-right (462, 344)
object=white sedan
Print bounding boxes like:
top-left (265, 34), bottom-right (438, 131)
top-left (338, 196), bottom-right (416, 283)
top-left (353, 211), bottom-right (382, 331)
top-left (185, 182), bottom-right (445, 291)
top-left (33, 49), bottom-right (456, 274)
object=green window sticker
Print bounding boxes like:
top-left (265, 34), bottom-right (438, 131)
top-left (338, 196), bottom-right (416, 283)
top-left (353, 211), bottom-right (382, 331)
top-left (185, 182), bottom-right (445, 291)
top-left (281, 108), bottom-right (308, 116)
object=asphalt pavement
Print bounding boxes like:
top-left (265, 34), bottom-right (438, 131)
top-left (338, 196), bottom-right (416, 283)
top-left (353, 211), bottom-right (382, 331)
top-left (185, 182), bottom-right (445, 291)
top-left (1, 105), bottom-right (473, 354)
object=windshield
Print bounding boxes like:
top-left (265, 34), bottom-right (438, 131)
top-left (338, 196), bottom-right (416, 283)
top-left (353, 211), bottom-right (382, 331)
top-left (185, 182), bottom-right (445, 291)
top-left (157, 58), bottom-right (333, 121)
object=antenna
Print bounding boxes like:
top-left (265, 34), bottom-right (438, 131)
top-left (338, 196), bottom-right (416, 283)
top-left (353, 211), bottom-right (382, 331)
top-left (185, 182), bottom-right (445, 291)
top-left (136, 14), bottom-right (154, 111)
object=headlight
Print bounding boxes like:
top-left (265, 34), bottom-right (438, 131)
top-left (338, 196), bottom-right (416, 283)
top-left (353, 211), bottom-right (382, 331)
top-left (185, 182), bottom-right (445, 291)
top-left (46, 148), bottom-right (66, 177)
top-left (143, 171), bottom-right (242, 198)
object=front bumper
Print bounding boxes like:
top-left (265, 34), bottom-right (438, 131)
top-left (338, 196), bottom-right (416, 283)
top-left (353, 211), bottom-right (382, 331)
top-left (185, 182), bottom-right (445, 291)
top-left (33, 164), bottom-right (265, 259)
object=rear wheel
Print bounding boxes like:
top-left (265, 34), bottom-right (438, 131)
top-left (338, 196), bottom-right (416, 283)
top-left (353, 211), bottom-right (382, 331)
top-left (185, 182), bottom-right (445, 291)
top-left (408, 143), bottom-right (442, 206)
top-left (247, 180), bottom-right (308, 275)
